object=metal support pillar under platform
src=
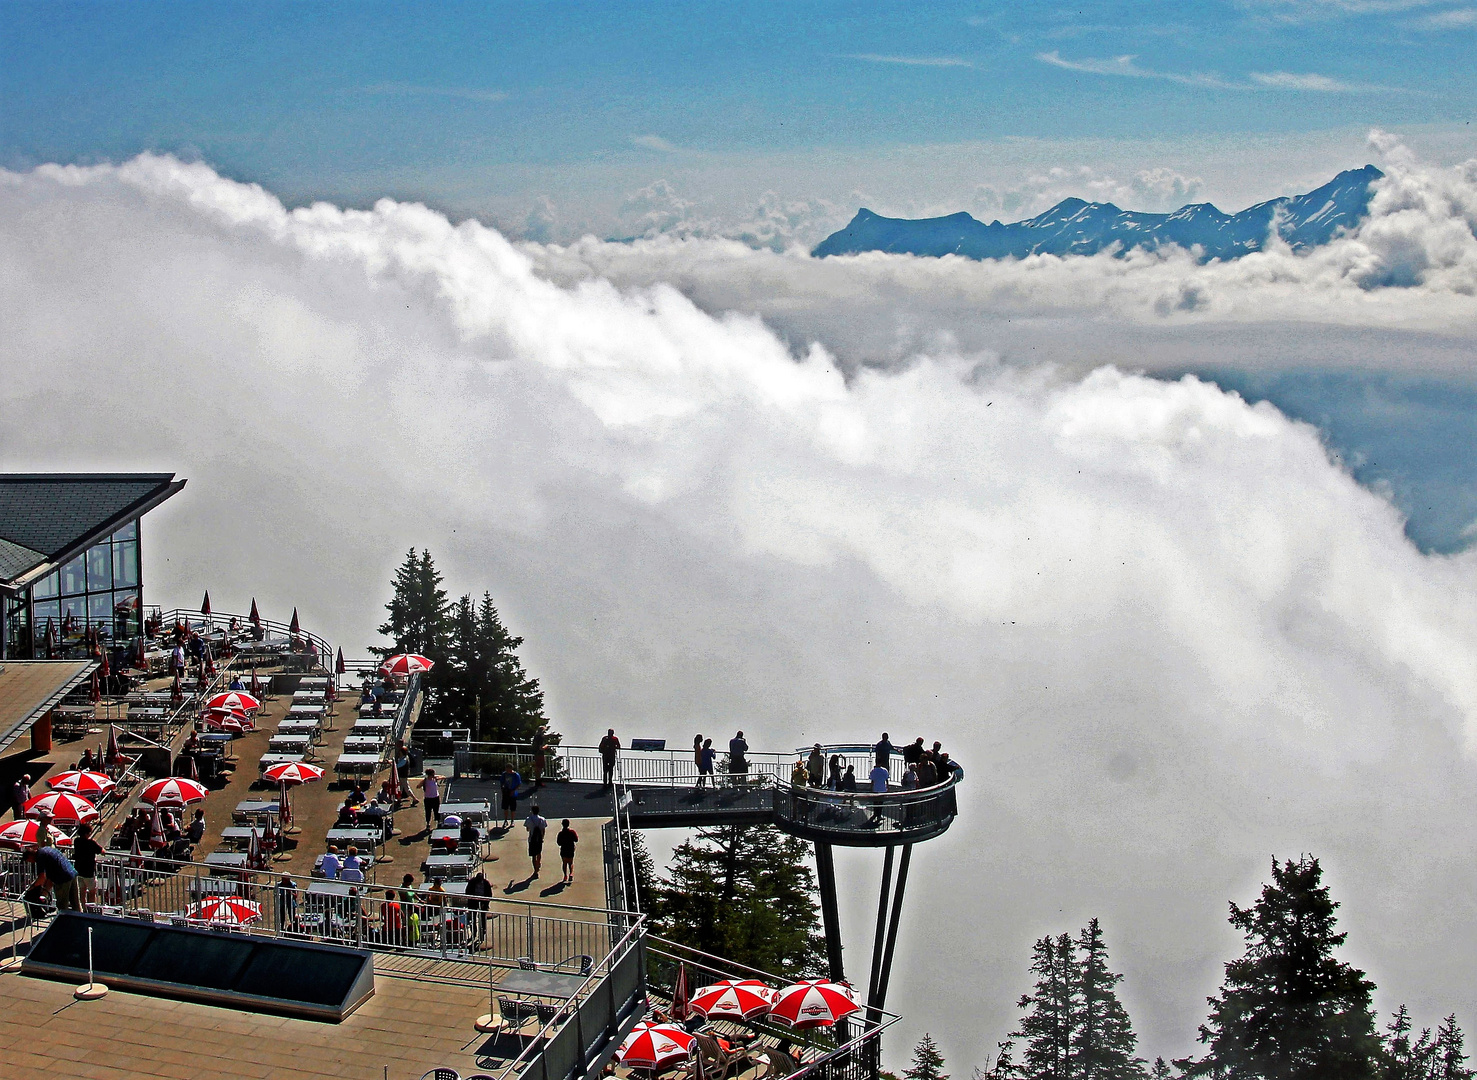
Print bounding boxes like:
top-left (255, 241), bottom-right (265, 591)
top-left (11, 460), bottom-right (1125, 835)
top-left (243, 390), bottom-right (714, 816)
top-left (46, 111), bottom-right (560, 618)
top-left (814, 840), bottom-right (845, 983)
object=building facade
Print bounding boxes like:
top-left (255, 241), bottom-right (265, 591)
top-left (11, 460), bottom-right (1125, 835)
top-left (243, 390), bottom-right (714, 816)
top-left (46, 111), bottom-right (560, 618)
top-left (0, 473), bottom-right (185, 661)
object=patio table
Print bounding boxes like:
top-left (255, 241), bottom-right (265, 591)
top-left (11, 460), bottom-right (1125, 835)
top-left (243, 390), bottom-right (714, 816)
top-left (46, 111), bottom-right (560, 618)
top-left (422, 853), bottom-right (477, 880)
top-left (276, 718), bottom-right (321, 738)
top-left (268, 735), bottom-right (312, 754)
top-left (259, 752), bottom-right (306, 771)
top-left (352, 718), bottom-right (393, 735)
top-left (233, 799), bottom-right (280, 821)
top-left (438, 801), bottom-right (492, 823)
top-left (286, 704), bottom-right (326, 717)
top-left (292, 690), bottom-right (326, 703)
top-left (204, 851), bottom-right (248, 869)
top-left (335, 753), bottom-right (381, 778)
top-left (325, 827), bottom-right (383, 851)
top-left (342, 736), bottom-right (383, 755)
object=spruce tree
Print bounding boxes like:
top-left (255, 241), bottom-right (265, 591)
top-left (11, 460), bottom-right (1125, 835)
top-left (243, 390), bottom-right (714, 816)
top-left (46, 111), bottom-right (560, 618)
top-left (1181, 856), bottom-right (1382, 1080)
top-left (1013, 933), bottom-right (1077, 1079)
top-left (648, 825), bottom-right (825, 979)
top-left (1434, 1015), bottom-right (1474, 1080)
top-left (1074, 918), bottom-right (1146, 1079)
top-left (905, 1034), bottom-right (949, 1080)
top-left (1384, 1005), bottom-right (1436, 1080)
top-left (375, 548), bottom-right (450, 657)
top-left (1148, 1059), bottom-right (1174, 1080)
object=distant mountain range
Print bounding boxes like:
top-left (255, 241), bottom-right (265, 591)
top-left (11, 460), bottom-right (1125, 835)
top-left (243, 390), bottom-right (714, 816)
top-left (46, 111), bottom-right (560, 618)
top-left (812, 165), bottom-right (1382, 263)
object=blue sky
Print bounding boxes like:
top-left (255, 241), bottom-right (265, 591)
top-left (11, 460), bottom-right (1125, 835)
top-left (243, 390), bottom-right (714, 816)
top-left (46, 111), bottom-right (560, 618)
top-left (4, 1), bottom-right (1474, 215)
top-left (4, 1), bottom-right (1475, 551)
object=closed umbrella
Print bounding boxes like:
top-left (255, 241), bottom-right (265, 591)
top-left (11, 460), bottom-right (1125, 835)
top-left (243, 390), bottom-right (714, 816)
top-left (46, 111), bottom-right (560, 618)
top-left (200, 591), bottom-right (211, 617)
top-left (768, 980), bottom-right (859, 1029)
top-left (335, 647), bottom-right (346, 675)
top-left (689, 979), bottom-right (775, 1021)
top-left (248, 598), bottom-right (260, 629)
top-left (380, 653), bottom-right (433, 677)
top-left (23, 791), bottom-right (99, 825)
top-left (671, 962), bottom-right (690, 1021)
top-left (289, 608), bottom-right (300, 635)
top-left (139, 777), bottom-right (209, 807)
top-left (618, 1022), bottom-right (696, 1070)
top-left (189, 897), bottom-right (262, 925)
top-left (47, 770), bottom-right (116, 800)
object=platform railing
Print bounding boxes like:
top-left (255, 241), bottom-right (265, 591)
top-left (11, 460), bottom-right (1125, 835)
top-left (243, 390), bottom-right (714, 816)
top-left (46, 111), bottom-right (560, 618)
top-left (0, 848), bottom-right (627, 969)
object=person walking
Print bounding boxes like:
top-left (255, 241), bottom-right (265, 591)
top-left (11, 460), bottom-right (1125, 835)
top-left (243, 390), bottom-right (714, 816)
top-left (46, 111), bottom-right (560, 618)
top-left (827, 754), bottom-right (842, 790)
top-left (598, 729), bottom-right (621, 792)
top-left (418, 768), bottom-right (441, 830)
top-left (557, 819), bottom-right (579, 883)
top-left (524, 805), bottom-right (548, 878)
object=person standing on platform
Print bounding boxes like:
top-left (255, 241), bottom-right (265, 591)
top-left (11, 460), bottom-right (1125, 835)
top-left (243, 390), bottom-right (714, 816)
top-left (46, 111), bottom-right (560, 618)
top-left (72, 823), bottom-right (104, 905)
top-left (729, 730), bottom-right (749, 780)
top-left (524, 805), bottom-right (548, 878)
top-left (557, 819), bottom-right (579, 883)
top-left (599, 729), bottom-right (621, 792)
top-left (11, 774), bottom-right (30, 820)
top-left (418, 768), bottom-right (441, 830)
top-left (874, 732), bottom-right (896, 774)
top-left (807, 745), bottom-right (825, 787)
top-left (500, 764), bottom-right (522, 828)
top-left (29, 844), bottom-right (80, 912)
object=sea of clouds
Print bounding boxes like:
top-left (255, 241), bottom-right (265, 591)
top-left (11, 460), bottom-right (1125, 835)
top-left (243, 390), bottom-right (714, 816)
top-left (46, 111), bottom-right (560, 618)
top-left (1, 137), bottom-right (1475, 1067)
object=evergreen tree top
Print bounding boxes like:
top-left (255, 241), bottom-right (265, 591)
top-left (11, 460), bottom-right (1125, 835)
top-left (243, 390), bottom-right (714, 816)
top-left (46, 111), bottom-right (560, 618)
top-left (905, 1034), bottom-right (949, 1080)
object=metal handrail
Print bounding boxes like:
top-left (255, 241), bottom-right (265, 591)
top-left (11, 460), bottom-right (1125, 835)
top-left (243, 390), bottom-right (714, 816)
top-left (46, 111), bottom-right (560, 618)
top-left (150, 607), bottom-right (335, 677)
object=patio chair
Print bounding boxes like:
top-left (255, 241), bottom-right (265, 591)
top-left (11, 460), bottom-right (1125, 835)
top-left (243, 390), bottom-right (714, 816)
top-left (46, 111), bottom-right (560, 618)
top-left (420, 1071), bottom-right (460, 1080)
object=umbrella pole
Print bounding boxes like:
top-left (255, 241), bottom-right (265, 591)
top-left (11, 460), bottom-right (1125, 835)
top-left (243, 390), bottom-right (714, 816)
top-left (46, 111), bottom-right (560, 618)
top-left (74, 926), bottom-right (109, 1000)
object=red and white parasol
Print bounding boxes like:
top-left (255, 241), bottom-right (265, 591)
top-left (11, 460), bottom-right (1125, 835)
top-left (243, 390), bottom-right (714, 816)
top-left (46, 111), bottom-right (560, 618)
top-left (768, 980), bottom-right (860, 1029)
top-left (47, 770), bottom-right (116, 799)
top-left (264, 761), bottom-right (324, 785)
top-left (188, 897), bottom-right (262, 925)
top-left (617, 1022), bottom-right (696, 1070)
top-left (205, 691), bottom-right (261, 715)
top-left (689, 979), bottom-right (775, 1021)
top-left (0, 819), bottom-right (73, 849)
top-left (24, 791), bottom-right (99, 824)
top-left (205, 710), bottom-right (252, 734)
top-left (139, 777), bottom-right (209, 807)
top-left (379, 653), bottom-right (433, 677)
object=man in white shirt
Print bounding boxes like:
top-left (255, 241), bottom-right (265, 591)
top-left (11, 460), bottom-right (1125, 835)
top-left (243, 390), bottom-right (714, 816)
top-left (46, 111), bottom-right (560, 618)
top-left (321, 845), bottom-right (342, 880)
top-left (869, 763), bottom-right (889, 793)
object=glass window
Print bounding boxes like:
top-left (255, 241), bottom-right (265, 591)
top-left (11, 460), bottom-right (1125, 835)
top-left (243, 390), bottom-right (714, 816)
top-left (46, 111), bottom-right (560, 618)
top-left (87, 542), bottom-right (112, 592)
top-left (62, 595), bottom-right (87, 624)
top-left (113, 590), bottom-right (140, 638)
top-left (89, 592), bottom-right (113, 627)
top-left (113, 542), bottom-right (139, 588)
top-left (32, 570), bottom-right (59, 599)
top-left (60, 554), bottom-right (86, 596)
top-left (112, 519), bottom-right (138, 542)
top-left (33, 598), bottom-right (60, 633)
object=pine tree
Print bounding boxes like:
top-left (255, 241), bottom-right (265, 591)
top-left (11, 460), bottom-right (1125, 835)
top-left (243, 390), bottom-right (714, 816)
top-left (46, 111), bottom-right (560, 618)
top-left (906, 1034), bottom-right (949, 1080)
top-left (647, 825), bottom-right (825, 979)
top-left (374, 548), bottom-right (450, 657)
top-left (1013, 933), bottom-right (1077, 1079)
top-left (1181, 855), bottom-right (1382, 1080)
top-left (1434, 1015), bottom-right (1474, 1080)
top-left (1074, 918), bottom-right (1147, 1079)
top-left (1383, 1005), bottom-right (1436, 1080)
top-left (1148, 1059), bottom-right (1174, 1080)
top-left (436, 591), bottom-right (548, 740)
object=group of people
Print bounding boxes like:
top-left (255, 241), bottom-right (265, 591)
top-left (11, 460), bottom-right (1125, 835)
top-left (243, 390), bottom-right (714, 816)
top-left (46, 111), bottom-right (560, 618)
top-left (796, 734), bottom-right (954, 793)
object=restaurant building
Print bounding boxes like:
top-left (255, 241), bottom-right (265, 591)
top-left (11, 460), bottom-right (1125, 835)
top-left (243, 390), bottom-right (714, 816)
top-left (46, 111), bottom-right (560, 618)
top-left (0, 472), bottom-right (186, 661)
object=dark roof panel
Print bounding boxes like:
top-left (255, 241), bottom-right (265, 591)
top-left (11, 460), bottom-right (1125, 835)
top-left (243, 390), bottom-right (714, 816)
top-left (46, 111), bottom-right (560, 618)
top-left (0, 474), bottom-right (184, 582)
top-left (0, 536), bottom-right (46, 581)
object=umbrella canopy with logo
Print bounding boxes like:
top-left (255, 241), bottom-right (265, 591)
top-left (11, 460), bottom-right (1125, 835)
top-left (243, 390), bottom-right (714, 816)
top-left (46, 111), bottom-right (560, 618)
top-left (139, 777), bottom-right (209, 807)
top-left (689, 979), bottom-right (775, 1021)
top-left (380, 653), bottom-right (433, 677)
top-left (24, 791), bottom-right (99, 824)
top-left (47, 770), bottom-right (116, 800)
top-left (264, 761), bottom-right (324, 786)
top-left (768, 980), bottom-right (860, 1029)
top-left (618, 1022), bottom-right (696, 1070)
top-left (0, 819), bottom-right (74, 849)
top-left (189, 897), bottom-right (263, 925)
top-left (206, 691), bottom-right (261, 715)
top-left (205, 710), bottom-right (252, 734)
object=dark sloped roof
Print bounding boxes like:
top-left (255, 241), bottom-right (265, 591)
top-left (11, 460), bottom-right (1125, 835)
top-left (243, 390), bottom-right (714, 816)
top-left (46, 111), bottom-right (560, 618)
top-left (0, 473), bottom-right (185, 587)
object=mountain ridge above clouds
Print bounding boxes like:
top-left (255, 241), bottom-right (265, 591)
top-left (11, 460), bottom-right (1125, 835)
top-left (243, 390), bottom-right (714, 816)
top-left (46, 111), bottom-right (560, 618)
top-left (813, 164), bottom-right (1383, 262)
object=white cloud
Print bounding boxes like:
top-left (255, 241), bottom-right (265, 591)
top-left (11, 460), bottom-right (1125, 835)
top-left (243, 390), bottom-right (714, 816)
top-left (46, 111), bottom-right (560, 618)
top-left (2, 151), bottom-right (1477, 1071)
top-left (846, 53), bottom-right (973, 67)
top-left (1037, 50), bottom-right (1241, 88)
top-left (1251, 70), bottom-right (1361, 90)
top-left (1413, 5), bottom-right (1477, 25)
top-left (631, 134), bottom-right (677, 153)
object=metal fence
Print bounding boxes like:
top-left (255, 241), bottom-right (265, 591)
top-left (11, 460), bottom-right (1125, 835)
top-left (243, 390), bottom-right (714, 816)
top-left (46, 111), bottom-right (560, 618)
top-left (0, 849), bottom-right (624, 969)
